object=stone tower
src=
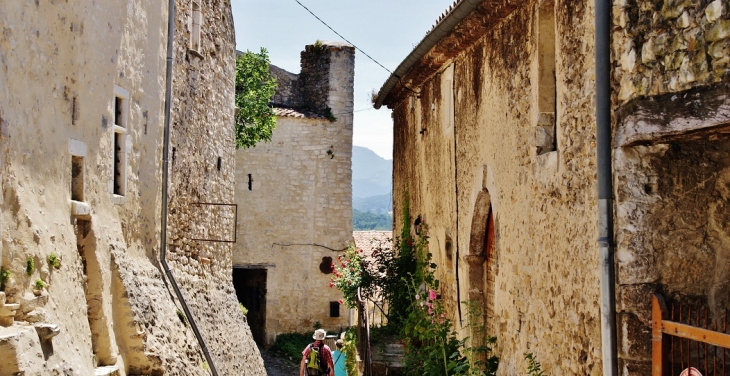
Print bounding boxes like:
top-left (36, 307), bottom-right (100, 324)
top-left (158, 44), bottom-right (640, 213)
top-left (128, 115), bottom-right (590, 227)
top-left (233, 41), bottom-right (355, 346)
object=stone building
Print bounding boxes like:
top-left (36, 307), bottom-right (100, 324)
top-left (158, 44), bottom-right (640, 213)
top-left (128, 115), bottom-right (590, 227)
top-left (0, 1), bottom-right (264, 375)
top-left (374, 0), bottom-right (730, 375)
top-left (233, 41), bottom-right (355, 346)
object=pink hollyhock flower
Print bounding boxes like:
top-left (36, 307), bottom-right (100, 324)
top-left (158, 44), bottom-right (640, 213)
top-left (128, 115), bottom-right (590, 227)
top-left (329, 282), bottom-right (334, 288)
top-left (338, 299), bottom-right (344, 304)
top-left (428, 289), bottom-right (437, 301)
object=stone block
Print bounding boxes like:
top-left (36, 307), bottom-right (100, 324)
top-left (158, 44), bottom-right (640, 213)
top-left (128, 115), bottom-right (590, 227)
top-left (71, 200), bottom-right (91, 219)
top-left (641, 38), bottom-right (656, 63)
top-left (705, 0), bottom-right (725, 23)
top-left (0, 325), bottom-right (44, 375)
top-left (34, 323), bottom-right (60, 341)
top-left (618, 358), bottom-right (652, 376)
top-left (617, 284), bottom-right (656, 326)
top-left (619, 313), bottom-right (652, 360)
top-left (706, 20), bottom-right (730, 42)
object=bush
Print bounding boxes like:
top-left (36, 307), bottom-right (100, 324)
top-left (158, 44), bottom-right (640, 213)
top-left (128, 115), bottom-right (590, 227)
top-left (26, 257), bottom-right (35, 276)
top-left (0, 267), bottom-right (10, 291)
top-left (271, 332), bottom-right (313, 362)
top-left (48, 253), bottom-right (61, 269)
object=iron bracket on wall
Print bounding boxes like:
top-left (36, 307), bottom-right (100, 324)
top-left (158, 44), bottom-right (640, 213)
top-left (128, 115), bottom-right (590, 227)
top-left (190, 202), bottom-right (238, 243)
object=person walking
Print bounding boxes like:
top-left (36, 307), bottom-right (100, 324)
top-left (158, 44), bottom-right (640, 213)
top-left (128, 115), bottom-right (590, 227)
top-left (332, 339), bottom-right (347, 376)
top-left (300, 329), bottom-right (334, 376)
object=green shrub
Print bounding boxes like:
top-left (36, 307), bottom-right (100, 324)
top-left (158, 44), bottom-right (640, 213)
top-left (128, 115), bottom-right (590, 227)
top-left (0, 267), bottom-right (11, 291)
top-left (48, 253), bottom-right (61, 269)
top-left (26, 257), bottom-right (35, 276)
top-left (176, 309), bottom-right (187, 326)
top-left (342, 328), bottom-right (358, 376)
top-left (34, 279), bottom-right (46, 290)
top-left (271, 332), bottom-right (313, 362)
top-left (525, 353), bottom-right (545, 376)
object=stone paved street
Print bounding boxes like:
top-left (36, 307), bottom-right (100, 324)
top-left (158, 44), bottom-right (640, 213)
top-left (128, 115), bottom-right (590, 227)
top-left (259, 346), bottom-right (300, 376)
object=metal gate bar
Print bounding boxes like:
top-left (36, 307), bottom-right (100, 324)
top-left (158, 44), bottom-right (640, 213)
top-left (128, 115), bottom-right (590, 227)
top-left (652, 294), bottom-right (730, 376)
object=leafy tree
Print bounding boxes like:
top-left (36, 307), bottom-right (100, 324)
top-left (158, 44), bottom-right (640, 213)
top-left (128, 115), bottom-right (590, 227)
top-left (234, 48), bottom-right (277, 149)
top-left (353, 209), bottom-right (392, 230)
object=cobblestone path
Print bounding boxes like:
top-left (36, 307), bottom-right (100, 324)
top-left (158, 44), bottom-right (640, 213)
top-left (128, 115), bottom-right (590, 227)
top-left (259, 346), bottom-right (300, 376)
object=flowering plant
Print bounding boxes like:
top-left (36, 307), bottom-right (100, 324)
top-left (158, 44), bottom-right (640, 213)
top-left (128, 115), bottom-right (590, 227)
top-left (329, 245), bottom-right (364, 308)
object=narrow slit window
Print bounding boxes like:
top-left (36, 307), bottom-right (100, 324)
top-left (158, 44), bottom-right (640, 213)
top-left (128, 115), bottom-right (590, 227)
top-left (537, 0), bottom-right (557, 155)
top-left (113, 132), bottom-right (125, 195)
top-left (72, 156), bottom-right (84, 201)
top-left (247, 174), bottom-right (252, 190)
top-left (112, 86), bottom-right (130, 199)
top-left (191, 1), bottom-right (202, 52)
top-left (114, 97), bottom-right (123, 126)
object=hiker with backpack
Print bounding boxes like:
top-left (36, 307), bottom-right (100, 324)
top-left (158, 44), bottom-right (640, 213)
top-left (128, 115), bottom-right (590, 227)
top-left (300, 329), bottom-right (335, 376)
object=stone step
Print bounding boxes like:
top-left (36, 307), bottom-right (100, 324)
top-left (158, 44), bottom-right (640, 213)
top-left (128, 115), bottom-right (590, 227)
top-left (94, 365), bottom-right (121, 376)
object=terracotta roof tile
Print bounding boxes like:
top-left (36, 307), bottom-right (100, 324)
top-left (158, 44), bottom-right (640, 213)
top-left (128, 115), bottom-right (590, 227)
top-left (353, 231), bottom-right (392, 257)
top-left (272, 106), bottom-right (325, 119)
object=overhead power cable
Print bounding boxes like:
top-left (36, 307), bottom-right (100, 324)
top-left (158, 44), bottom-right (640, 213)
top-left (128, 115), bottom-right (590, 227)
top-left (294, 0), bottom-right (393, 75)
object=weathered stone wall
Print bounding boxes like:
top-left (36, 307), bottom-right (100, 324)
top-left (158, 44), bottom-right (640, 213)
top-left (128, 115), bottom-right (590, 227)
top-left (612, 1), bottom-right (730, 374)
top-left (613, 0), bottom-right (730, 103)
top-left (390, 0), bottom-right (602, 374)
top-left (167, 0), bottom-right (265, 373)
top-left (0, 1), bottom-right (264, 375)
top-left (0, 1), bottom-right (215, 375)
top-left (269, 64), bottom-right (300, 108)
top-left (233, 42), bottom-right (355, 346)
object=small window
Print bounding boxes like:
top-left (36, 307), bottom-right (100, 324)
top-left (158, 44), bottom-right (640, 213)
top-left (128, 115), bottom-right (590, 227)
top-left (330, 302), bottom-right (340, 318)
top-left (112, 86), bottom-right (130, 199)
top-left (72, 156), bottom-right (84, 201)
top-left (247, 174), bottom-right (253, 190)
top-left (536, 0), bottom-right (557, 155)
top-left (191, 1), bottom-right (202, 52)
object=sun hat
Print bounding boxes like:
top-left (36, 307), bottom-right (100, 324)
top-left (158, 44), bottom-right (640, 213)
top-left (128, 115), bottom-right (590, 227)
top-left (313, 329), bottom-right (327, 340)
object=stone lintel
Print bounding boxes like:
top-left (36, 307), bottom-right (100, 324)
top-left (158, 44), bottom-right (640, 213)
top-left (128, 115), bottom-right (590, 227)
top-left (615, 82), bottom-right (730, 147)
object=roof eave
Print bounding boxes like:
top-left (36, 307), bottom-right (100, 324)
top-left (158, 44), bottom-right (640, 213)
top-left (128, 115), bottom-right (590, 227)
top-left (373, 0), bottom-right (484, 109)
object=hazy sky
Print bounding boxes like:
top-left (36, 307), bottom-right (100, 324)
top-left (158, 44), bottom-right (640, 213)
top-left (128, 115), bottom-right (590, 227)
top-left (231, 0), bottom-right (454, 160)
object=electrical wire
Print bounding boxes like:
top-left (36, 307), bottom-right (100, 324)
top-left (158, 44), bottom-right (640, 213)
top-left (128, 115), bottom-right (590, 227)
top-left (294, 0), bottom-right (393, 75)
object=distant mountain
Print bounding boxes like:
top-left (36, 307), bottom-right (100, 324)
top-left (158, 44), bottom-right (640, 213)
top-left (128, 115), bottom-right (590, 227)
top-left (352, 146), bottom-right (392, 199)
top-left (353, 194), bottom-right (392, 215)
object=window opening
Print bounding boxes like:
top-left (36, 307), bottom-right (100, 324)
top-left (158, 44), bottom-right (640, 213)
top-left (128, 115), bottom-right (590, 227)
top-left (114, 97), bottom-right (123, 126)
top-left (247, 174), bottom-right (253, 190)
top-left (72, 156), bottom-right (84, 201)
top-left (113, 133), bottom-right (125, 195)
top-left (191, 1), bottom-right (202, 52)
top-left (72, 96), bottom-right (78, 125)
top-left (330, 302), bottom-right (340, 318)
top-left (217, 157), bottom-right (222, 171)
top-left (112, 86), bottom-right (129, 198)
top-left (537, 0), bottom-right (557, 155)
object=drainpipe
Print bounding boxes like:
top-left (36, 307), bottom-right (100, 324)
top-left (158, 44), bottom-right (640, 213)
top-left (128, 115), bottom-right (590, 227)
top-left (160, 1), bottom-right (219, 375)
top-left (595, 0), bottom-right (618, 375)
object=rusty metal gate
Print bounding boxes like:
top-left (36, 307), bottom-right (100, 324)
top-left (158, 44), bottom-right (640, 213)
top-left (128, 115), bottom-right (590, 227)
top-left (652, 294), bottom-right (730, 375)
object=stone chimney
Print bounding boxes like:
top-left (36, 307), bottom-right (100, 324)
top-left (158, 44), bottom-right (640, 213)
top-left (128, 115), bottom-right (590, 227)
top-left (297, 41), bottom-right (355, 117)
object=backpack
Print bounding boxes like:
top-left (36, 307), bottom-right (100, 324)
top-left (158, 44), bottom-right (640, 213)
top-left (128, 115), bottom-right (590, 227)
top-left (306, 343), bottom-right (327, 375)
